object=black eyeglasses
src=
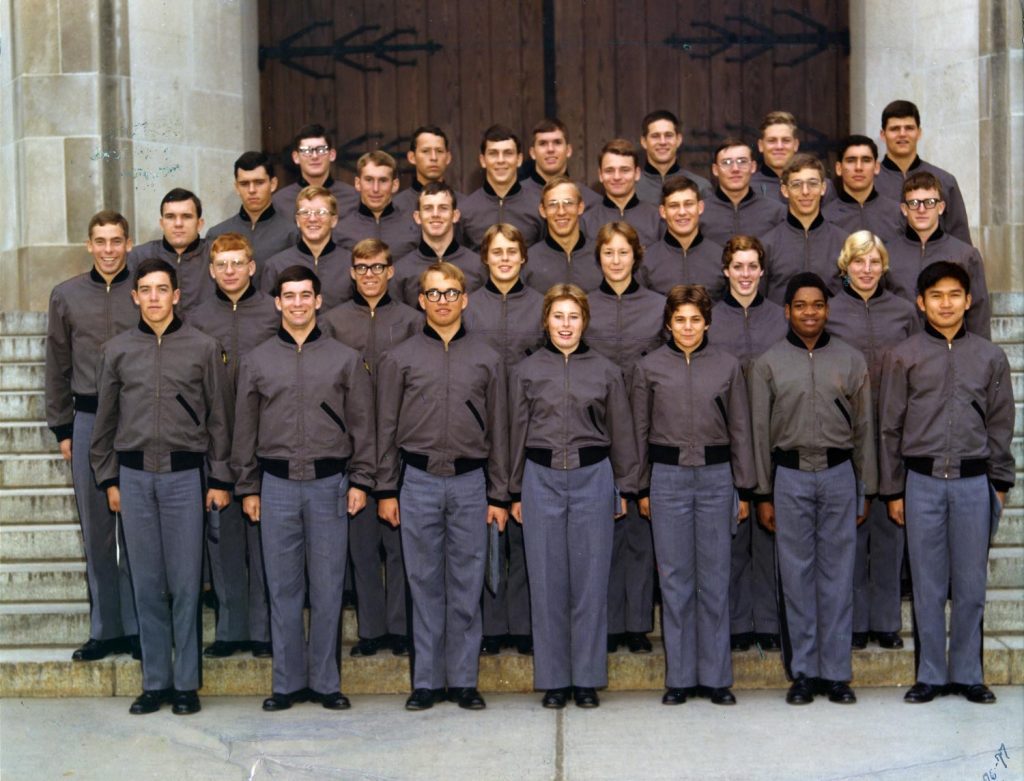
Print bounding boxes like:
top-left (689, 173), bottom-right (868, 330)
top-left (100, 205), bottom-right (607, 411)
top-left (422, 288), bottom-right (463, 302)
top-left (904, 198), bottom-right (942, 211)
top-left (353, 263), bottom-right (389, 276)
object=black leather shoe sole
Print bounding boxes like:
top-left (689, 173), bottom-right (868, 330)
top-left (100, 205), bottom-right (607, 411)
top-left (904, 682), bottom-right (944, 703)
top-left (542, 688), bottom-right (570, 709)
top-left (172, 691), bottom-right (201, 715)
top-left (786, 679), bottom-right (814, 705)
top-left (312, 691), bottom-right (351, 710)
top-left (827, 683), bottom-right (857, 704)
top-left (262, 689), bottom-right (309, 712)
top-left (949, 683), bottom-right (997, 704)
top-left (573, 687), bottom-right (600, 708)
top-left (448, 687), bottom-right (486, 710)
top-left (661, 688), bottom-right (687, 705)
top-left (405, 688), bottom-right (445, 711)
top-left (129, 688), bottom-right (173, 715)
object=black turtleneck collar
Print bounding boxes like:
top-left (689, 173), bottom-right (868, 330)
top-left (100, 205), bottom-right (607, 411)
top-left (667, 332), bottom-right (709, 355)
top-left (418, 237), bottom-right (460, 259)
top-left (841, 281), bottom-right (885, 302)
top-left (238, 204), bottom-right (277, 224)
top-left (528, 170), bottom-right (550, 187)
top-left (722, 289), bottom-right (765, 309)
top-left (664, 231), bottom-right (704, 251)
top-left (786, 328), bottom-right (831, 350)
top-left (786, 211), bottom-right (825, 231)
top-left (298, 175), bottom-right (335, 189)
top-left (483, 180), bottom-right (522, 199)
top-left (644, 161), bottom-right (680, 178)
top-left (599, 278), bottom-right (640, 296)
top-left (90, 266), bottom-right (130, 286)
top-left (138, 315), bottom-right (184, 336)
top-left (882, 155), bottom-right (921, 173)
top-left (714, 187), bottom-right (755, 205)
top-left (215, 283), bottom-right (257, 304)
top-left (423, 322), bottom-right (467, 342)
top-left (278, 324), bottom-right (323, 346)
top-left (544, 231), bottom-right (586, 254)
top-left (352, 290), bottom-right (393, 309)
top-left (904, 222), bottom-right (943, 244)
top-left (484, 278), bottom-right (525, 296)
top-left (601, 193), bottom-right (641, 212)
top-left (543, 338), bottom-right (590, 356)
top-left (924, 321), bottom-right (967, 341)
top-left (161, 236), bottom-right (202, 256)
top-left (298, 237), bottom-right (337, 257)
top-left (837, 186), bottom-right (879, 205)
top-left (757, 166), bottom-right (780, 181)
top-left (358, 202), bottom-right (396, 221)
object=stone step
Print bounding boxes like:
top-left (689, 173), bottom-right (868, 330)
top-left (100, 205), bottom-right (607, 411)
top-left (0, 489), bottom-right (78, 525)
top-left (993, 508), bottom-right (1024, 546)
top-left (0, 391), bottom-right (46, 421)
top-left (1007, 343), bottom-right (1023, 372)
top-left (0, 454), bottom-right (72, 488)
top-left (1012, 372), bottom-right (1023, 400)
top-left (988, 547), bottom-right (1024, 588)
top-left (900, 589), bottom-right (1023, 633)
top-left (0, 523), bottom-right (84, 562)
top-left (0, 336), bottom-right (45, 362)
top-left (0, 362), bottom-right (45, 392)
top-left (1, 635), bottom-right (1021, 698)
top-left (0, 312), bottom-right (47, 337)
top-left (0, 422), bottom-right (58, 454)
top-left (0, 562), bottom-right (87, 601)
top-left (990, 315), bottom-right (1023, 343)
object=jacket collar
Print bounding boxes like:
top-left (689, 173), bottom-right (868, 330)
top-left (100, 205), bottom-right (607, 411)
top-left (599, 278), bottom-right (640, 296)
top-left (785, 328), bottom-right (831, 350)
top-left (237, 204), bottom-right (277, 224)
top-left (904, 223), bottom-right (944, 244)
top-left (161, 236), bottom-right (203, 256)
top-left (544, 231), bottom-right (586, 253)
top-left (841, 281), bottom-right (885, 301)
top-left (484, 278), bottom-right (525, 295)
top-left (138, 315), bottom-right (183, 336)
top-left (882, 155), bottom-right (921, 173)
top-left (664, 231), bottom-right (704, 251)
top-left (358, 202), bottom-right (396, 220)
top-left (837, 186), bottom-right (880, 205)
top-left (714, 186), bottom-right (754, 205)
top-left (423, 322), bottom-right (467, 342)
top-left (278, 324), bottom-right (322, 345)
top-left (786, 211), bottom-right (825, 231)
top-left (543, 338), bottom-right (590, 355)
top-left (601, 193), bottom-right (640, 211)
top-left (90, 266), bottom-right (130, 285)
top-left (215, 283), bottom-right (257, 303)
top-left (418, 237), bottom-right (460, 259)
top-left (722, 289), bottom-right (765, 308)
top-left (644, 161), bottom-right (680, 178)
top-left (298, 237), bottom-right (337, 257)
top-left (666, 333), bottom-right (709, 355)
top-left (924, 321), bottom-right (967, 341)
top-left (483, 180), bottom-right (522, 199)
top-left (352, 290), bottom-right (393, 309)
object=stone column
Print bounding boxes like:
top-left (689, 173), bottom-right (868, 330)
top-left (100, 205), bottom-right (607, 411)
top-left (0, 0), bottom-right (260, 312)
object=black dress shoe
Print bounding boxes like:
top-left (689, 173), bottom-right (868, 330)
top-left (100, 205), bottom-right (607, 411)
top-left (510, 634), bottom-right (534, 655)
top-left (904, 682), bottom-right (944, 703)
top-left (542, 688), bottom-right (570, 709)
top-left (755, 633), bottom-right (780, 651)
top-left (405, 688), bottom-right (445, 711)
top-left (870, 631), bottom-right (904, 649)
top-left (129, 688), bottom-right (173, 715)
top-left (786, 676), bottom-right (814, 705)
top-left (448, 687), bottom-right (486, 710)
top-left (262, 689), bottom-right (309, 712)
top-left (710, 687), bottom-right (737, 705)
top-left (172, 690), bottom-right (201, 715)
top-left (950, 683), bottom-right (997, 704)
top-left (72, 638), bottom-right (116, 662)
top-left (126, 635), bottom-right (142, 660)
top-left (573, 687), bottom-right (600, 708)
top-left (203, 640), bottom-right (246, 658)
top-left (828, 681), bottom-right (857, 704)
top-left (851, 632), bottom-right (869, 650)
top-left (626, 632), bottom-right (652, 654)
top-left (251, 641), bottom-right (273, 658)
top-left (730, 632), bottom-right (753, 652)
top-left (351, 636), bottom-right (385, 657)
top-left (480, 636), bottom-right (503, 656)
top-left (661, 687), bottom-right (687, 705)
top-left (312, 690), bottom-right (351, 710)
top-left (607, 633), bottom-right (624, 653)
top-left (390, 635), bottom-right (410, 657)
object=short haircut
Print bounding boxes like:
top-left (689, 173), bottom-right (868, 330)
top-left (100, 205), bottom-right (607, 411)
top-left (902, 171), bottom-right (943, 199)
top-left (836, 135), bottom-right (878, 161)
top-left (160, 188), bottom-right (203, 218)
top-left (292, 123), bottom-right (333, 151)
top-left (134, 258), bottom-right (178, 290)
top-left (410, 125), bottom-right (449, 151)
top-left (664, 284), bottom-right (713, 328)
top-left (721, 235), bottom-right (765, 270)
top-left (531, 118), bottom-right (568, 141)
top-left (540, 174), bottom-right (581, 201)
top-left (352, 238), bottom-right (392, 265)
top-left (759, 110), bottom-right (798, 134)
top-left (273, 264), bottom-right (321, 297)
top-left (419, 260), bottom-right (466, 293)
top-left (837, 230), bottom-right (889, 275)
top-left (234, 151), bottom-right (274, 179)
top-left (419, 181), bottom-right (458, 209)
top-left (782, 153), bottom-right (826, 183)
top-left (356, 150), bottom-right (398, 177)
top-left (661, 175), bottom-right (702, 203)
top-left (917, 260), bottom-right (970, 296)
top-left (296, 185), bottom-right (338, 213)
top-left (641, 110), bottom-right (680, 136)
top-left (599, 138), bottom-right (640, 168)
top-left (480, 223), bottom-right (528, 266)
top-left (542, 283), bottom-right (590, 333)
top-left (881, 99), bottom-right (921, 129)
top-left (714, 137), bottom-right (752, 160)
top-left (87, 210), bottom-right (129, 239)
top-left (210, 232), bottom-right (253, 259)
top-left (784, 271), bottom-right (830, 305)
top-left (480, 124), bottom-right (521, 155)
top-left (594, 221), bottom-right (644, 269)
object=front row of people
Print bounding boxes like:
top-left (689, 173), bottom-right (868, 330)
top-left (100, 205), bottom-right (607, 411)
top-left (84, 225), bottom-right (1013, 716)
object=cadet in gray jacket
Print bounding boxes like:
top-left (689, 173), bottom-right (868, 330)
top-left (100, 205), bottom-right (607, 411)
top-left (376, 262), bottom-right (510, 712)
top-left (828, 232), bottom-right (920, 654)
top-left (90, 258), bottom-right (234, 716)
top-left (464, 225), bottom-right (544, 658)
top-left (749, 272), bottom-right (876, 706)
top-left (271, 123), bottom-right (359, 217)
top-left (333, 151), bottom-right (419, 259)
top-left (523, 177), bottom-right (603, 294)
top-left (261, 186), bottom-right (352, 308)
top-left (190, 234), bottom-right (280, 660)
top-left (632, 285), bottom-right (756, 706)
top-left (762, 154), bottom-right (849, 303)
top-left (635, 110), bottom-right (713, 205)
top-left (886, 172), bottom-right (990, 338)
top-left (233, 264), bottom-right (376, 712)
top-left (518, 118), bottom-right (603, 212)
top-left (391, 126), bottom-right (463, 215)
top-left (46, 210), bottom-right (139, 662)
top-left (880, 262), bottom-right (1015, 705)
top-left (707, 236), bottom-right (787, 653)
top-left (639, 176), bottom-right (726, 299)
top-left (581, 139), bottom-right (664, 248)
top-left (749, 111), bottom-right (800, 204)
top-left (320, 239), bottom-right (421, 660)
top-left (701, 138), bottom-right (787, 246)
top-left (127, 189), bottom-right (214, 317)
top-left (822, 136), bottom-right (903, 242)
top-left (206, 152), bottom-right (297, 287)
top-left (509, 284), bottom-right (639, 709)
top-left (588, 222), bottom-right (665, 655)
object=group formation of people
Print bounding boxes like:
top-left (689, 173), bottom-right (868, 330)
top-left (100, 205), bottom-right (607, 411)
top-left (45, 100), bottom-right (1014, 717)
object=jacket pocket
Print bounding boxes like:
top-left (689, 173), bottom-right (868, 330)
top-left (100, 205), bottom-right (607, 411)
top-left (714, 396), bottom-right (729, 428)
top-left (465, 399), bottom-right (485, 432)
top-left (970, 400), bottom-right (986, 424)
top-left (320, 401), bottom-right (347, 432)
top-left (833, 397), bottom-right (852, 428)
top-left (176, 394), bottom-right (200, 426)
top-left (588, 405), bottom-right (606, 435)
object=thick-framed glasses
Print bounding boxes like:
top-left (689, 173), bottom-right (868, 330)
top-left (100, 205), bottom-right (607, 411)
top-left (904, 198), bottom-right (942, 211)
top-left (297, 208), bottom-right (334, 219)
top-left (422, 288), bottom-right (463, 302)
top-left (717, 157), bottom-right (751, 169)
top-left (353, 263), bottom-right (389, 276)
top-left (212, 259), bottom-right (249, 271)
top-left (297, 145), bottom-right (331, 157)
